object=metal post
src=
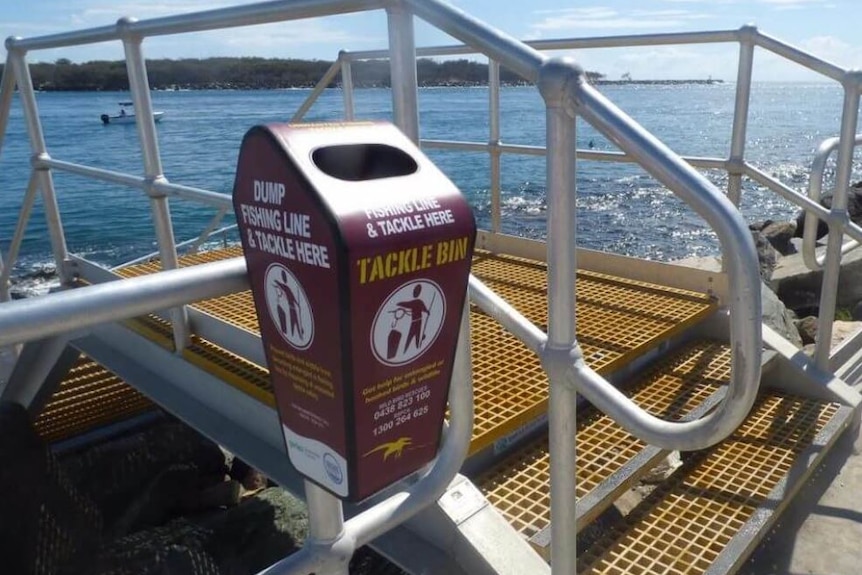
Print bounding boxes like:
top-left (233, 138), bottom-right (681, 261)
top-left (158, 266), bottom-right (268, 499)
top-left (538, 59), bottom-right (579, 575)
top-left (8, 50), bottom-right (71, 281)
top-left (0, 52), bottom-right (17, 161)
top-left (121, 20), bottom-right (190, 350)
top-left (815, 73), bottom-right (862, 367)
top-left (291, 57), bottom-right (343, 123)
top-left (0, 336), bottom-right (69, 409)
top-left (386, 4), bottom-right (420, 143)
top-left (489, 58), bottom-right (502, 234)
top-left (305, 481), bottom-right (349, 575)
top-left (340, 52), bottom-right (355, 121)
top-left (0, 172), bottom-right (39, 302)
top-left (727, 26), bottom-right (755, 207)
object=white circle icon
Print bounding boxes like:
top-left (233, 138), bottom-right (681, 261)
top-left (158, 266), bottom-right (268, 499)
top-left (264, 263), bottom-right (314, 350)
top-left (371, 279), bottom-right (446, 366)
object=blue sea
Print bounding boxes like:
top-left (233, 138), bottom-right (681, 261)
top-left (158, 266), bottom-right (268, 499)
top-left (0, 83), bottom-right (858, 284)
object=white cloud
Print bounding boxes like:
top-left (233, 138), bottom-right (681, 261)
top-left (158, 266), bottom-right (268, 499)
top-left (799, 35), bottom-right (862, 70)
top-left (528, 6), bottom-right (712, 38)
top-left (569, 44), bottom-right (736, 81)
top-left (757, 0), bottom-right (833, 9)
top-left (3, 1), bottom-right (381, 63)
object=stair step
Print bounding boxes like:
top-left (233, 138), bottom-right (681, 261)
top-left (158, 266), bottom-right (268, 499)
top-left (115, 247), bottom-right (717, 457)
top-left (476, 341), bottom-right (732, 542)
top-left (577, 392), bottom-right (845, 575)
top-left (34, 355), bottom-right (154, 443)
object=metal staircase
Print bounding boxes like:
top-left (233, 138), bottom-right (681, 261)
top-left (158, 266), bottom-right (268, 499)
top-left (12, 244), bottom-right (854, 574)
top-left (3, 1), bottom-right (862, 574)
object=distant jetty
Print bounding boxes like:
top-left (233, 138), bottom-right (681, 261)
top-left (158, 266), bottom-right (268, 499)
top-left (594, 79), bottom-right (724, 86)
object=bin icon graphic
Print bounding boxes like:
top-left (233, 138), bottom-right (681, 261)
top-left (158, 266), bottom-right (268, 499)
top-left (232, 122), bottom-right (476, 501)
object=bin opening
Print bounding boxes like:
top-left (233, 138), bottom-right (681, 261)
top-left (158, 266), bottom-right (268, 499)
top-left (312, 143), bottom-right (418, 182)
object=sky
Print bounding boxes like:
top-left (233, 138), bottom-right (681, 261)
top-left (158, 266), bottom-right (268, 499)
top-left (0, 0), bottom-right (858, 82)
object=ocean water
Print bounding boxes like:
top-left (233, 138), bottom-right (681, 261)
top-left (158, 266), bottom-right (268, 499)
top-left (0, 83), bottom-right (859, 281)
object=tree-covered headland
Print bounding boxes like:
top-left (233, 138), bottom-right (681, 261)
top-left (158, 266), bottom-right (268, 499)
top-left (0, 57), bottom-right (605, 91)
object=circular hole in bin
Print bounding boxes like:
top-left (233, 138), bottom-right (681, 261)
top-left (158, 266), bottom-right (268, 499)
top-left (312, 143), bottom-right (418, 181)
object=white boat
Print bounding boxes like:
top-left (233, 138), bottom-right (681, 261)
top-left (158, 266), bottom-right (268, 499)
top-left (100, 101), bottom-right (165, 124)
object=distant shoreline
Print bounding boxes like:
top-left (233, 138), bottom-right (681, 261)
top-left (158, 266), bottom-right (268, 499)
top-left (29, 79), bottom-right (725, 93)
top-left (2, 56), bottom-right (721, 92)
top-left (595, 79), bottom-right (724, 86)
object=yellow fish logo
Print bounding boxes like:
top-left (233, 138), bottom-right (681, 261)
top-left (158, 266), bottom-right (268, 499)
top-left (364, 436), bottom-right (413, 461)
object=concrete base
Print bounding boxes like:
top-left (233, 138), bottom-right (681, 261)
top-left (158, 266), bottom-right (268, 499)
top-left (741, 414), bottom-right (862, 575)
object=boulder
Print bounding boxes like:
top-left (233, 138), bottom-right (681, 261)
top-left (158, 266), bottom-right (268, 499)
top-left (795, 315), bottom-right (819, 345)
top-left (754, 220), bottom-right (797, 256)
top-left (770, 243), bottom-right (862, 315)
top-left (748, 226), bottom-right (778, 282)
top-left (761, 281), bottom-right (803, 348)
top-left (671, 255), bottom-right (803, 347)
top-left (794, 181), bottom-right (862, 240)
top-left (800, 320), bottom-right (862, 353)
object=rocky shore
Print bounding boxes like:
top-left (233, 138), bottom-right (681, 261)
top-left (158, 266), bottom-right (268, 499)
top-left (678, 185), bottom-right (862, 353)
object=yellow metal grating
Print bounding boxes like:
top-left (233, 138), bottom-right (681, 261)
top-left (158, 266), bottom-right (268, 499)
top-left (34, 355), bottom-right (155, 443)
top-left (117, 247), bottom-right (261, 333)
top-left (470, 251), bottom-right (716, 372)
top-left (577, 393), bottom-right (840, 575)
top-left (476, 341), bottom-right (733, 540)
top-left (116, 247), bottom-right (716, 453)
top-left (469, 310), bottom-right (550, 452)
top-left (123, 314), bottom-right (276, 408)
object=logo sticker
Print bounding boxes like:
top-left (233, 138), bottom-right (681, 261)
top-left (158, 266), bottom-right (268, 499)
top-left (370, 279), bottom-right (446, 366)
top-left (363, 436), bottom-right (414, 461)
top-left (323, 452), bottom-right (344, 485)
top-left (264, 262), bottom-right (314, 350)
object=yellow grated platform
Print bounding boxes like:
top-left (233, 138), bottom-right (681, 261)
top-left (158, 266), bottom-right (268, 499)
top-left (122, 314), bottom-right (276, 408)
top-left (476, 341), bottom-right (732, 540)
top-left (35, 355), bottom-right (154, 443)
top-left (115, 247), bottom-right (716, 453)
top-left (576, 393), bottom-right (840, 575)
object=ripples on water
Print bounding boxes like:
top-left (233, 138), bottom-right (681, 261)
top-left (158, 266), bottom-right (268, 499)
top-left (2, 83), bottom-right (862, 281)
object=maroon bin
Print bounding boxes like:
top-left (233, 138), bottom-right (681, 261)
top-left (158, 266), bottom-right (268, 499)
top-left (232, 122), bottom-right (476, 501)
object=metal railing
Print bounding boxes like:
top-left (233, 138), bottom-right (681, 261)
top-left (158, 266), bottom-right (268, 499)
top-left (0, 1), bottom-right (798, 573)
top-left (295, 25), bottom-right (862, 372)
top-left (0, 257), bottom-right (475, 575)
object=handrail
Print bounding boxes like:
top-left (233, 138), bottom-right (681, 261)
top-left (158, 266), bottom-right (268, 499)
top-left (15, 2), bottom-right (862, 572)
top-left (561, 74), bottom-right (762, 450)
top-left (0, 173), bottom-right (39, 302)
top-left (802, 135), bottom-right (862, 271)
top-left (399, 0), bottom-right (761, 452)
top-left (257, 301), bottom-right (473, 575)
top-left (7, 0), bottom-right (387, 52)
top-left (116, 223), bottom-right (239, 270)
top-left (0, 258), bottom-right (248, 347)
top-left (0, 261), bottom-right (473, 575)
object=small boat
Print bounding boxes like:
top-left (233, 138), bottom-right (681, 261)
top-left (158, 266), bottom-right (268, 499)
top-left (100, 101), bottom-right (165, 125)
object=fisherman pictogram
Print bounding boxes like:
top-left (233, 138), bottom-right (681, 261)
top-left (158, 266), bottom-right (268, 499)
top-left (395, 284), bottom-right (433, 354)
top-left (273, 269), bottom-right (303, 339)
top-left (264, 263), bottom-right (313, 349)
top-left (371, 279), bottom-right (446, 366)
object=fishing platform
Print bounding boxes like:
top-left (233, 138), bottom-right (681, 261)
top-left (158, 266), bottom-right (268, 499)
top-left (2, 1), bottom-right (862, 574)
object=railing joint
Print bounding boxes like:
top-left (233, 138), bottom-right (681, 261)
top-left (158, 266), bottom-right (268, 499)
top-left (30, 152), bottom-right (51, 170)
top-left (4, 36), bottom-right (24, 55)
top-left (842, 69), bottom-right (862, 92)
top-left (145, 175), bottom-right (170, 199)
top-left (829, 207), bottom-right (851, 229)
top-left (540, 343), bottom-right (584, 391)
top-left (537, 57), bottom-right (585, 118)
top-left (60, 258), bottom-right (80, 286)
top-left (116, 17), bottom-right (142, 43)
top-left (736, 24), bottom-right (758, 45)
top-left (726, 156), bottom-right (746, 177)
